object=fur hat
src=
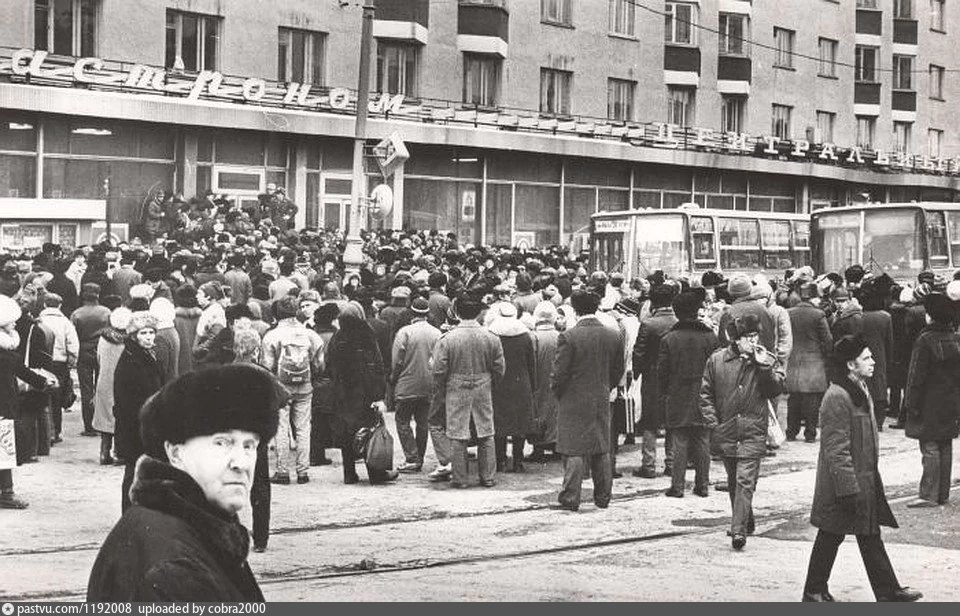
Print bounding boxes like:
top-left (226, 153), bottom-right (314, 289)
top-left (727, 314), bottom-right (761, 340)
top-left (650, 284), bottom-right (677, 308)
top-left (149, 297), bottom-right (175, 329)
top-left (924, 293), bottom-right (956, 325)
top-left (833, 333), bottom-right (869, 364)
top-left (727, 274), bottom-right (753, 299)
top-left (899, 287), bottom-right (915, 304)
top-left (410, 297), bottom-right (429, 315)
top-left (946, 280), bottom-right (960, 302)
top-left (109, 307), bottom-right (133, 331)
top-left (701, 270), bottom-right (726, 289)
top-left (126, 311), bottom-right (158, 334)
top-left (672, 290), bottom-right (704, 321)
top-left (139, 363), bottom-right (289, 461)
top-left (174, 284), bottom-right (198, 309)
top-left (0, 295), bottom-right (22, 329)
top-left (799, 282), bottom-right (820, 301)
top-left (390, 285), bottom-right (411, 299)
top-left (129, 283), bottom-right (155, 302)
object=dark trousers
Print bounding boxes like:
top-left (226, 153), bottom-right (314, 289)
top-left (804, 529), bottom-right (901, 600)
top-left (77, 350), bottom-right (98, 432)
top-left (15, 393), bottom-right (44, 463)
top-left (121, 461), bottom-right (136, 512)
top-left (559, 453), bottom-right (612, 510)
top-left (0, 469), bottom-right (13, 493)
top-left (495, 435), bottom-right (526, 466)
top-left (250, 439), bottom-right (271, 548)
top-left (670, 427), bottom-right (710, 492)
top-left (722, 456), bottom-right (761, 536)
top-left (49, 361), bottom-right (71, 438)
top-left (787, 392), bottom-right (823, 440)
top-left (919, 439), bottom-right (953, 504)
top-left (889, 386), bottom-right (903, 419)
top-left (341, 446), bottom-right (392, 484)
top-left (395, 397), bottom-right (430, 465)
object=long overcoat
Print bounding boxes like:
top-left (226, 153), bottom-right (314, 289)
top-left (785, 302), bottom-right (833, 393)
top-left (490, 321), bottom-right (536, 438)
top-left (861, 309), bottom-right (892, 405)
top-left (632, 307), bottom-right (677, 430)
top-left (810, 379), bottom-right (898, 535)
top-left (92, 327), bottom-right (125, 434)
top-left (904, 323), bottom-right (960, 441)
top-left (530, 325), bottom-right (560, 445)
top-left (656, 320), bottom-right (720, 429)
top-left (112, 338), bottom-right (163, 462)
top-left (551, 317), bottom-right (624, 456)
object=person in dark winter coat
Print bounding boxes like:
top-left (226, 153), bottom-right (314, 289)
top-left (887, 287), bottom-right (913, 429)
top-left (113, 312), bottom-right (164, 512)
top-left (700, 314), bottom-right (784, 550)
top-left (903, 293), bottom-right (960, 507)
top-left (786, 283), bottom-right (833, 442)
top-left (489, 303), bottom-right (536, 473)
top-left (657, 290), bottom-right (720, 497)
top-left (552, 290), bottom-right (624, 511)
top-left (859, 283), bottom-right (893, 428)
top-left (802, 335), bottom-right (922, 603)
top-left (87, 363), bottom-right (288, 601)
top-left (632, 283), bottom-right (678, 478)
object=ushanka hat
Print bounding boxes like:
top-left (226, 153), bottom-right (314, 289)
top-left (139, 363), bottom-right (289, 460)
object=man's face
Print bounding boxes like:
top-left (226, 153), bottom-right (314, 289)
top-left (735, 332), bottom-right (760, 355)
top-left (197, 290), bottom-right (210, 308)
top-left (300, 299), bottom-right (319, 318)
top-left (167, 430), bottom-right (260, 515)
top-left (136, 328), bottom-right (156, 350)
top-left (848, 347), bottom-right (876, 379)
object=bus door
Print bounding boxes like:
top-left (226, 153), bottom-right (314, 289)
top-left (946, 210), bottom-right (960, 269)
top-left (925, 210), bottom-right (950, 271)
top-left (792, 219), bottom-right (811, 268)
top-left (690, 215), bottom-right (717, 272)
top-left (591, 218), bottom-right (630, 273)
top-left (760, 219), bottom-right (792, 270)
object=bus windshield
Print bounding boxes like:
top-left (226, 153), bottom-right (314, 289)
top-left (634, 215), bottom-right (686, 276)
top-left (862, 208), bottom-right (924, 277)
top-left (814, 211), bottom-right (860, 274)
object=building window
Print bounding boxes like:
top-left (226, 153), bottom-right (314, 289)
top-left (931, 0), bottom-right (946, 31)
top-left (773, 28), bottom-right (795, 68)
top-left (376, 41), bottom-right (419, 97)
top-left (609, 0), bottom-right (635, 36)
top-left (856, 116), bottom-right (876, 149)
top-left (34, 0), bottom-right (98, 56)
top-left (542, 0), bottom-right (572, 26)
top-left (666, 87), bottom-right (695, 126)
top-left (930, 64), bottom-right (945, 98)
top-left (463, 54), bottom-right (501, 107)
top-left (893, 55), bottom-right (914, 90)
top-left (277, 28), bottom-right (325, 85)
top-left (540, 68), bottom-right (572, 115)
top-left (771, 104), bottom-right (792, 140)
top-left (718, 13), bottom-right (747, 55)
top-left (816, 111), bottom-right (836, 143)
top-left (721, 96), bottom-right (746, 133)
top-left (855, 46), bottom-right (878, 82)
top-left (165, 10), bottom-right (220, 72)
top-left (664, 2), bottom-right (696, 45)
top-left (857, 0), bottom-right (878, 7)
top-left (928, 128), bottom-right (943, 157)
top-left (818, 38), bottom-right (838, 77)
top-left (607, 78), bottom-right (635, 121)
top-left (893, 0), bottom-right (913, 19)
top-left (893, 122), bottom-right (912, 153)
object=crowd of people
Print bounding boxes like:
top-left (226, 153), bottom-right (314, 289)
top-left (2, 204), bottom-right (959, 601)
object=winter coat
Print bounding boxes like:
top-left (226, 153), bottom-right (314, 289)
top-left (112, 339), bottom-right (163, 462)
top-left (904, 323), bottom-right (960, 441)
top-left (432, 320), bottom-right (505, 440)
top-left (71, 304), bottom-right (111, 354)
top-left (391, 319), bottom-right (441, 400)
top-left (861, 309), bottom-right (892, 405)
top-left (38, 307), bottom-right (79, 366)
top-left (490, 320), bottom-right (536, 437)
top-left (47, 272), bottom-right (79, 317)
top-left (768, 302), bottom-right (793, 371)
top-left (427, 290), bottom-right (451, 330)
top-left (718, 297), bottom-right (776, 354)
top-left (223, 269), bottom-right (252, 306)
top-left (174, 307), bottom-right (202, 376)
top-left (111, 266), bottom-right (142, 304)
top-left (830, 302), bottom-right (863, 340)
top-left (632, 306), bottom-right (678, 430)
top-left (326, 318), bottom-right (386, 446)
top-left (810, 378), bottom-right (897, 536)
top-left (193, 303), bottom-right (226, 362)
top-left (0, 329), bottom-right (48, 421)
top-left (154, 326), bottom-right (180, 382)
top-left (657, 320), bottom-right (720, 429)
top-left (887, 302), bottom-right (911, 388)
top-left (552, 316), bottom-right (624, 456)
top-left (700, 346), bottom-right (784, 459)
top-left (530, 326), bottom-right (560, 446)
top-left (786, 302), bottom-right (833, 393)
top-left (260, 319), bottom-right (324, 396)
top-left (92, 328), bottom-right (125, 434)
top-left (87, 456), bottom-right (264, 601)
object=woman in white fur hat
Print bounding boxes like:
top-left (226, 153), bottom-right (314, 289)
top-left (93, 307), bottom-right (132, 466)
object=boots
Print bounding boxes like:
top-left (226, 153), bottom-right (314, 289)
top-left (511, 437), bottom-right (526, 473)
top-left (99, 433), bottom-right (114, 466)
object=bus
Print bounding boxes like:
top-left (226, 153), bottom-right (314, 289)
top-left (590, 205), bottom-right (810, 281)
top-left (811, 202), bottom-right (960, 282)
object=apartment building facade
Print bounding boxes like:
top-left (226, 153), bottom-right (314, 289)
top-left (1, 0), bottom-right (959, 251)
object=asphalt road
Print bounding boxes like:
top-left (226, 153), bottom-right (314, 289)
top-left (2, 405), bottom-right (958, 602)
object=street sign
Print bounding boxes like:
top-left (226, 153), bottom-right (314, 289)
top-left (373, 131), bottom-right (410, 178)
top-left (369, 184), bottom-right (394, 220)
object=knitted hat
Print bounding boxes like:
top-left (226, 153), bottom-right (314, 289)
top-left (727, 274), bottom-right (753, 299)
top-left (149, 297), bottom-right (175, 329)
top-left (799, 282), bottom-right (820, 301)
top-left (109, 307), bottom-right (133, 331)
top-left (410, 297), bottom-right (429, 315)
top-left (0, 295), bottom-right (22, 329)
top-left (139, 363), bottom-right (288, 461)
top-left (533, 301), bottom-right (558, 325)
top-left (126, 311), bottom-right (158, 334)
top-left (391, 285), bottom-right (412, 300)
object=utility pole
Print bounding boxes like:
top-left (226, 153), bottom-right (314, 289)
top-left (103, 175), bottom-right (111, 247)
top-left (342, 0), bottom-right (376, 275)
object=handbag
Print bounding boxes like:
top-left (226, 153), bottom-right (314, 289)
top-left (766, 400), bottom-right (786, 447)
top-left (364, 411), bottom-right (394, 472)
top-left (0, 419), bottom-right (16, 470)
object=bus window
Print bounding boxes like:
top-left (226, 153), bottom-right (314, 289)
top-left (793, 220), bottom-right (811, 267)
top-left (862, 209), bottom-right (923, 277)
top-left (718, 217), bottom-right (761, 270)
top-left (634, 215), bottom-right (686, 275)
top-left (690, 216), bottom-right (716, 268)
top-left (592, 235), bottom-right (624, 272)
top-left (926, 211), bottom-right (949, 269)
top-left (813, 211), bottom-right (859, 274)
top-left (947, 212), bottom-right (960, 267)
top-left (760, 220), bottom-right (792, 270)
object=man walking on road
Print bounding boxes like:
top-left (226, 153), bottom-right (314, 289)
top-left (700, 314), bottom-right (783, 550)
top-left (552, 290), bottom-right (623, 511)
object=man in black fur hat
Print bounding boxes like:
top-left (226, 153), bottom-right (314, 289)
top-left (87, 363), bottom-right (289, 601)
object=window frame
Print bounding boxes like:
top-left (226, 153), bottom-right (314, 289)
top-left (606, 78), bottom-right (635, 122)
top-left (165, 9), bottom-right (221, 72)
top-left (893, 0), bottom-right (913, 19)
top-left (856, 115), bottom-right (876, 149)
top-left (928, 128), bottom-right (944, 158)
top-left (771, 104), bottom-right (792, 141)
top-left (540, 68), bottom-right (573, 116)
top-left (718, 13), bottom-right (748, 56)
top-left (608, 0), bottom-right (636, 37)
top-left (817, 37), bottom-right (838, 78)
top-left (541, 0), bottom-right (573, 27)
top-left (816, 110), bottom-right (836, 143)
top-left (893, 55), bottom-right (914, 91)
top-left (664, 2), bottom-right (697, 46)
top-left (376, 40), bottom-right (420, 98)
top-left (463, 53), bottom-right (502, 108)
top-left (666, 86), bottom-right (696, 126)
top-left (34, 0), bottom-right (98, 57)
top-left (855, 45), bottom-right (878, 83)
top-left (773, 27), bottom-right (795, 69)
top-left (929, 64), bottom-right (945, 99)
top-left (277, 27), bottom-right (326, 86)
top-left (893, 121), bottom-right (913, 153)
top-left (857, 0), bottom-right (878, 8)
top-left (930, 0), bottom-right (946, 32)
top-left (721, 95), bottom-right (746, 134)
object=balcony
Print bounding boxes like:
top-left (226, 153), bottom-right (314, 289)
top-left (664, 45), bottom-right (701, 74)
top-left (374, 0), bottom-right (430, 44)
top-left (457, 0), bottom-right (509, 56)
top-left (718, 56), bottom-right (751, 82)
top-left (893, 18), bottom-right (918, 44)
top-left (854, 82), bottom-right (881, 105)
top-left (855, 10), bottom-right (882, 35)
top-left (892, 90), bottom-right (917, 111)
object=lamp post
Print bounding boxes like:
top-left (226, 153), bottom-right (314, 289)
top-left (342, 0), bottom-right (376, 275)
top-left (103, 175), bottom-right (111, 247)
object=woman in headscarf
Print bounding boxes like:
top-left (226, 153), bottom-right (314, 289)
top-left (528, 301), bottom-right (560, 462)
top-left (310, 303), bottom-right (340, 467)
top-left (326, 305), bottom-right (398, 485)
top-left (489, 302), bottom-right (536, 473)
top-left (93, 307), bottom-right (132, 465)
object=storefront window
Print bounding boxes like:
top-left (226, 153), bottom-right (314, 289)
top-left (598, 189), bottom-right (629, 212)
top-left (214, 131), bottom-right (263, 166)
top-left (515, 185), bottom-right (560, 247)
top-left (0, 155), bottom-right (37, 198)
top-left (404, 179), bottom-right (480, 243)
top-left (488, 152), bottom-right (561, 183)
top-left (0, 116), bottom-right (38, 152)
top-left (564, 187), bottom-right (595, 240)
top-left (486, 184), bottom-right (512, 246)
